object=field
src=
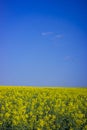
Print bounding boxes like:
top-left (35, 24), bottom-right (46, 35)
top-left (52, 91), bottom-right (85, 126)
top-left (0, 86), bottom-right (87, 130)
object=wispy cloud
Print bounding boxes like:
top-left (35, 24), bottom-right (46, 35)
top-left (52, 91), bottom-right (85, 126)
top-left (41, 32), bottom-right (64, 41)
top-left (41, 32), bottom-right (53, 36)
top-left (55, 34), bottom-right (63, 38)
top-left (64, 56), bottom-right (71, 61)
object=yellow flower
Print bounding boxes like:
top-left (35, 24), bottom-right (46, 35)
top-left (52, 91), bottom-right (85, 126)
top-left (29, 111), bottom-right (33, 116)
top-left (37, 128), bottom-right (41, 130)
top-left (13, 120), bottom-right (17, 126)
top-left (39, 119), bottom-right (44, 127)
top-left (84, 125), bottom-right (87, 130)
top-left (0, 121), bottom-right (2, 126)
top-left (5, 113), bottom-right (10, 118)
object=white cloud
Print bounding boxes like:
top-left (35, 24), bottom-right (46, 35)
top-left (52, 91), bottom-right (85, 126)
top-left (41, 32), bottom-right (53, 36)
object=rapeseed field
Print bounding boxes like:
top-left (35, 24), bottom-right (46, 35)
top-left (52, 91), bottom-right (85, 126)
top-left (0, 86), bottom-right (87, 130)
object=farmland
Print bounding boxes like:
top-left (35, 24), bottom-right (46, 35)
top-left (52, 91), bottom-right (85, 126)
top-left (0, 86), bottom-right (87, 130)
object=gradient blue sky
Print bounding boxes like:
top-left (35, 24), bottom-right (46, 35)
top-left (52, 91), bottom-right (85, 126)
top-left (0, 0), bottom-right (87, 86)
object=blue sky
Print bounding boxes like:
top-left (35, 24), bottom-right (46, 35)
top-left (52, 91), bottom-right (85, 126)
top-left (0, 0), bottom-right (87, 86)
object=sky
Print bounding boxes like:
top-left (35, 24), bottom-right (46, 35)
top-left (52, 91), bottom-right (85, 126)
top-left (0, 0), bottom-right (87, 86)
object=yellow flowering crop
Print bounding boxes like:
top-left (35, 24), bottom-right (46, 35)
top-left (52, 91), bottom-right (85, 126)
top-left (0, 86), bottom-right (87, 130)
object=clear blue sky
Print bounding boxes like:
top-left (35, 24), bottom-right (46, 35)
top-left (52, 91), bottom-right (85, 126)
top-left (0, 0), bottom-right (87, 86)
